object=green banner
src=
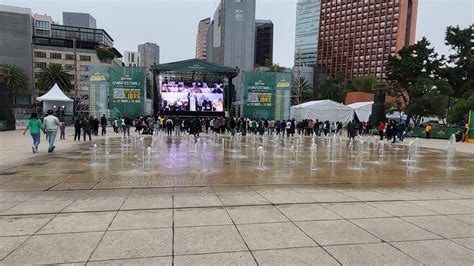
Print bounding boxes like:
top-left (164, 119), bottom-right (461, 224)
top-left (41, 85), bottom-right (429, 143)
top-left (469, 110), bottom-right (474, 139)
top-left (108, 66), bottom-right (145, 117)
top-left (410, 127), bottom-right (463, 139)
top-left (243, 72), bottom-right (291, 120)
top-left (88, 66), bottom-right (109, 119)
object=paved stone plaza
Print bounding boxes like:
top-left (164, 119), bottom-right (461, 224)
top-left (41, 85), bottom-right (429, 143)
top-left (0, 129), bottom-right (473, 265)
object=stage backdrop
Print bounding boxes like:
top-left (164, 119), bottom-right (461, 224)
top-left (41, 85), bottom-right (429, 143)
top-left (242, 72), bottom-right (291, 120)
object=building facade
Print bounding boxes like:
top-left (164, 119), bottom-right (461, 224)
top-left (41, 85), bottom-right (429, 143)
top-left (317, 0), bottom-right (418, 81)
top-left (123, 51), bottom-right (142, 67)
top-left (255, 20), bottom-right (273, 67)
top-left (0, 5), bottom-right (34, 106)
top-left (138, 42), bottom-right (160, 76)
top-left (195, 18), bottom-right (211, 60)
top-left (32, 14), bottom-right (122, 98)
top-left (63, 12), bottom-right (96, 28)
top-left (206, 0), bottom-right (256, 115)
top-left (294, 0), bottom-right (321, 67)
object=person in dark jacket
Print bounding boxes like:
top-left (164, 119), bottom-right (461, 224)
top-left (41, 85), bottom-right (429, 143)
top-left (74, 117), bottom-right (82, 141)
top-left (82, 117), bottom-right (92, 141)
top-left (100, 114), bottom-right (107, 135)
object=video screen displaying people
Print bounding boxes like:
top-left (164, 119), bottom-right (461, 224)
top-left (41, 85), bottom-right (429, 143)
top-left (161, 81), bottom-right (224, 112)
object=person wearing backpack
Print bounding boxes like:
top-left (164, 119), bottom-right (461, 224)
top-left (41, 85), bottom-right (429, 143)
top-left (23, 112), bottom-right (43, 153)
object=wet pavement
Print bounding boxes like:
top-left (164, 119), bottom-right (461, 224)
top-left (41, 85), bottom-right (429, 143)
top-left (0, 133), bottom-right (473, 264)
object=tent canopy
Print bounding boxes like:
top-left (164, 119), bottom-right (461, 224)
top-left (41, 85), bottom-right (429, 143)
top-left (36, 83), bottom-right (73, 114)
top-left (347, 101), bottom-right (373, 122)
top-left (152, 59), bottom-right (238, 77)
top-left (290, 99), bottom-right (354, 124)
top-left (36, 83), bottom-right (73, 102)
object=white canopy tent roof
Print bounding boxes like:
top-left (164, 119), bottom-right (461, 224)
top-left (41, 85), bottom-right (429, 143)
top-left (290, 99), bottom-right (354, 124)
top-left (347, 101), bottom-right (373, 122)
top-left (36, 83), bottom-right (73, 114)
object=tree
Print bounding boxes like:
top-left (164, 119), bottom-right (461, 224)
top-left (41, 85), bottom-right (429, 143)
top-left (448, 91), bottom-right (474, 125)
top-left (321, 73), bottom-right (347, 103)
top-left (292, 76), bottom-right (312, 105)
top-left (443, 25), bottom-right (473, 98)
top-left (38, 64), bottom-right (72, 93)
top-left (263, 58), bottom-right (285, 72)
top-left (349, 75), bottom-right (379, 92)
top-left (0, 64), bottom-right (28, 95)
top-left (385, 37), bottom-right (451, 125)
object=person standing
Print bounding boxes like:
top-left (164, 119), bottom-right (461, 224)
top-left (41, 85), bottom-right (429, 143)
top-left (100, 114), bottom-right (107, 135)
top-left (425, 123), bottom-right (432, 139)
top-left (93, 117), bottom-right (100, 136)
top-left (43, 110), bottom-right (60, 153)
top-left (81, 117), bottom-right (92, 141)
top-left (59, 121), bottom-right (66, 140)
top-left (124, 116), bottom-right (132, 136)
top-left (378, 121), bottom-right (385, 140)
top-left (23, 112), bottom-right (42, 153)
top-left (74, 117), bottom-right (81, 141)
top-left (165, 117), bottom-right (174, 136)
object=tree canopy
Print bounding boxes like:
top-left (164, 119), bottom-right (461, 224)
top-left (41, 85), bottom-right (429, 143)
top-left (349, 75), bottom-right (379, 92)
top-left (292, 76), bottom-right (312, 105)
top-left (38, 64), bottom-right (73, 93)
top-left (0, 64), bottom-right (28, 94)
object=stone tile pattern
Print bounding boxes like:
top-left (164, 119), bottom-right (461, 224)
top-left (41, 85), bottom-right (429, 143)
top-left (1, 185), bottom-right (474, 264)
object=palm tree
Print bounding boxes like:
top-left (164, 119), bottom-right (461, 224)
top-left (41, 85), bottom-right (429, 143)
top-left (38, 64), bottom-right (72, 93)
top-left (292, 76), bottom-right (312, 105)
top-left (0, 64), bottom-right (28, 94)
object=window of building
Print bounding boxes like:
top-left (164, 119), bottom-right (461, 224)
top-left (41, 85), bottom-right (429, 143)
top-left (34, 62), bottom-right (47, 69)
top-left (15, 96), bottom-right (31, 105)
top-left (35, 20), bottom-right (49, 29)
top-left (65, 64), bottom-right (74, 71)
top-left (50, 53), bottom-right (62, 59)
top-left (34, 72), bottom-right (41, 79)
top-left (66, 54), bottom-right (75, 60)
top-left (80, 55), bottom-right (91, 62)
top-left (34, 51), bottom-right (46, 58)
top-left (80, 65), bottom-right (89, 71)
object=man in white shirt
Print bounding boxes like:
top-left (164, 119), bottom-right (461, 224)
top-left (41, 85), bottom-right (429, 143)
top-left (43, 110), bottom-right (60, 152)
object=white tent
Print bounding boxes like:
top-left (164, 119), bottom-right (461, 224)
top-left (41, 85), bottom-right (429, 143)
top-left (347, 101), bottom-right (373, 122)
top-left (36, 83), bottom-right (74, 114)
top-left (290, 99), bottom-right (354, 124)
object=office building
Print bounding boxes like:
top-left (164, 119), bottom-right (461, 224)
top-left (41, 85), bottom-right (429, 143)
top-left (63, 12), bottom-right (96, 28)
top-left (206, 0), bottom-right (256, 115)
top-left (196, 18), bottom-right (211, 60)
top-left (294, 0), bottom-right (321, 67)
top-left (255, 20), bottom-right (273, 67)
top-left (138, 42), bottom-right (160, 76)
top-left (0, 5), bottom-right (34, 106)
top-left (317, 0), bottom-right (418, 81)
top-left (32, 14), bottom-right (122, 97)
top-left (123, 51), bottom-right (142, 67)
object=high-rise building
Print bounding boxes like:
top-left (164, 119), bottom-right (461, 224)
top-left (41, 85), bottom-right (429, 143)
top-left (63, 12), bottom-right (96, 28)
top-left (195, 18), bottom-right (211, 60)
top-left (138, 42), bottom-right (160, 78)
top-left (0, 5), bottom-right (34, 129)
top-left (123, 51), bottom-right (142, 67)
top-left (317, 0), bottom-right (418, 81)
top-left (206, 0), bottom-right (256, 115)
top-left (255, 20), bottom-right (273, 67)
top-left (294, 0), bottom-right (321, 67)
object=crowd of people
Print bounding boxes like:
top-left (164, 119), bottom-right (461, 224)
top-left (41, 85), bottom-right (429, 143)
top-left (24, 110), bottom-right (462, 154)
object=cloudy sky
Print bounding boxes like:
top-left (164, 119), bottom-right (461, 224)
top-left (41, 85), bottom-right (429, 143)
top-left (3, 0), bottom-right (473, 67)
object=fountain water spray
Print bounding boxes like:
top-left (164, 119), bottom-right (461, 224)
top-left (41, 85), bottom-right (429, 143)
top-left (105, 135), bottom-right (111, 158)
top-left (350, 139), bottom-right (365, 170)
top-left (406, 140), bottom-right (418, 169)
top-left (199, 142), bottom-right (209, 172)
top-left (256, 145), bottom-right (266, 170)
top-left (143, 147), bottom-right (153, 171)
top-left (91, 144), bottom-right (99, 165)
top-left (446, 134), bottom-right (456, 169)
top-left (310, 142), bottom-right (318, 170)
top-left (290, 145), bottom-right (297, 163)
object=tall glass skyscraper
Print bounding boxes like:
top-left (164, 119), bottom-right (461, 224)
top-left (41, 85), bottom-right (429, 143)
top-left (294, 0), bottom-right (321, 67)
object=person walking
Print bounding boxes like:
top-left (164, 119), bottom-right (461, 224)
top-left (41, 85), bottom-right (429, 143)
top-left (124, 116), bottom-right (132, 136)
top-left (23, 112), bottom-right (42, 153)
top-left (74, 117), bottom-right (81, 141)
top-left (100, 114), bottom-right (107, 135)
top-left (43, 110), bottom-right (60, 153)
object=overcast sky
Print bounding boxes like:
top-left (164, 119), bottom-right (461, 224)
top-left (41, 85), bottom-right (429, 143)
top-left (3, 0), bottom-right (473, 67)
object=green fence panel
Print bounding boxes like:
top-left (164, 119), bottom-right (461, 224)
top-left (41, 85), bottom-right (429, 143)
top-left (0, 120), bottom-right (6, 131)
